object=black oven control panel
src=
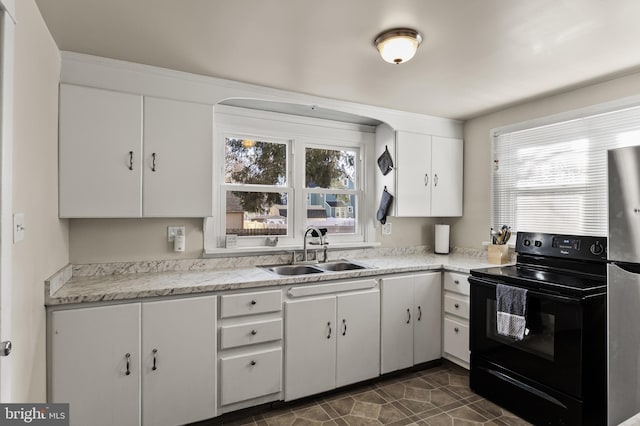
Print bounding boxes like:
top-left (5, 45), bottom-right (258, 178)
top-left (516, 232), bottom-right (607, 261)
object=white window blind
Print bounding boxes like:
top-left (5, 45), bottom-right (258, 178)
top-left (493, 105), bottom-right (640, 237)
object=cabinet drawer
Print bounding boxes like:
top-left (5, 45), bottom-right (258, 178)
top-left (443, 272), bottom-right (470, 296)
top-left (444, 294), bottom-right (470, 319)
top-left (220, 319), bottom-right (282, 349)
top-left (443, 318), bottom-right (469, 363)
top-left (220, 290), bottom-right (282, 318)
top-left (220, 348), bottom-right (282, 405)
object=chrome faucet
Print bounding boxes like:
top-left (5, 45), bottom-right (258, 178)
top-left (303, 226), bottom-right (326, 262)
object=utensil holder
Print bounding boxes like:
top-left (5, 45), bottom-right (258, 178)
top-left (488, 244), bottom-right (510, 264)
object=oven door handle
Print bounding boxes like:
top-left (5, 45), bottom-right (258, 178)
top-left (469, 277), bottom-right (583, 304)
top-left (481, 366), bottom-right (568, 409)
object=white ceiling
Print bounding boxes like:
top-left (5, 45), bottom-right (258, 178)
top-left (35, 0), bottom-right (640, 120)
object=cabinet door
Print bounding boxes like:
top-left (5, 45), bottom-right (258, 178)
top-left (50, 304), bottom-right (141, 426)
top-left (431, 136), bottom-right (463, 216)
top-left (284, 297), bottom-right (336, 401)
top-left (59, 84), bottom-right (143, 217)
top-left (141, 296), bottom-right (216, 426)
top-left (413, 273), bottom-right (442, 364)
top-left (380, 275), bottom-right (415, 374)
top-left (143, 97), bottom-right (213, 217)
top-left (395, 131), bottom-right (432, 216)
top-left (336, 289), bottom-right (380, 387)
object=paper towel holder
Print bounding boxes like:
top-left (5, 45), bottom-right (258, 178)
top-left (434, 224), bottom-right (450, 255)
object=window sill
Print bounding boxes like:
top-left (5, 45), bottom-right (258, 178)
top-left (202, 241), bottom-right (381, 258)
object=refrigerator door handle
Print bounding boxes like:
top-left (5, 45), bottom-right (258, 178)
top-left (609, 261), bottom-right (640, 275)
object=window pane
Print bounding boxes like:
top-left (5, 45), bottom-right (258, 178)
top-left (225, 138), bottom-right (287, 185)
top-left (305, 148), bottom-right (356, 189)
top-left (306, 193), bottom-right (356, 234)
top-left (226, 191), bottom-right (288, 236)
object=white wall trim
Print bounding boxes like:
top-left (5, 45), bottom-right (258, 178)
top-left (60, 51), bottom-right (463, 138)
top-left (0, 0), bottom-right (15, 23)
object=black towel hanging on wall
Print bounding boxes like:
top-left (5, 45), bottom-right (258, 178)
top-left (377, 146), bottom-right (394, 176)
top-left (377, 186), bottom-right (394, 224)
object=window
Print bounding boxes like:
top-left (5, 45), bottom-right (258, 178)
top-left (492, 104), bottom-right (640, 236)
top-left (213, 106), bottom-right (373, 249)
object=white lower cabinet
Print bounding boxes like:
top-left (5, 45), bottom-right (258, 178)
top-left (284, 282), bottom-right (380, 401)
top-left (49, 296), bottom-right (217, 426)
top-left (380, 272), bottom-right (442, 374)
top-left (220, 348), bottom-right (282, 406)
top-left (442, 271), bottom-right (471, 367)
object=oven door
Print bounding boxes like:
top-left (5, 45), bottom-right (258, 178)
top-left (469, 276), bottom-right (585, 397)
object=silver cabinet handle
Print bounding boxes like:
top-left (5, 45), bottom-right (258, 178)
top-left (327, 322), bottom-right (332, 339)
top-left (125, 353), bottom-right (131, 376)
top-left (417, 306), bottom-right (422, 321)
top-left (434, 174), bottom-right (438, 187)
top-left (151, 153), bottom-right (157, 172)
top-left (342, 319), bottom-right (347, 336)
top-left (152, 349), bottom-right (158, 371)
top-left (0, 341), bottom-right (11, 357)
top-left (128, 151), bottom-right (134, 171)
top-left (424, 173), bottom-right (429, 186)
top-left (406, 308), bottom-right (411, 324)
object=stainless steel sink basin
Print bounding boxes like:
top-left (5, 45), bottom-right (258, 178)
top-left (317, 261), bottom-right (367, 271)
top-left (265, 265), bottom-right (324, 276)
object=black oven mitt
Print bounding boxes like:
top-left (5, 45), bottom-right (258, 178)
top-left (377, 146), bottom-right (394, 176)
top-left (377, 187), bottom-right (393, 224)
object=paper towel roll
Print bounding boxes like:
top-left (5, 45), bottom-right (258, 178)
top-left (435, 224), bottom-right (450, 254)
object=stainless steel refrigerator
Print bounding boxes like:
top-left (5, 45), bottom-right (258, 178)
top-left (608, 145), bottom-right (640, 425)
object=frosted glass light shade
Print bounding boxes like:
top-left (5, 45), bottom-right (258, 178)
top-left (374, 28), bottom-right (422, 64)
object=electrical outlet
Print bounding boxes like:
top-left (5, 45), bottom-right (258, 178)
top-left (382, 222), bottom-right (392, 235)
top-left (167, 226), bottom-right (185, 242)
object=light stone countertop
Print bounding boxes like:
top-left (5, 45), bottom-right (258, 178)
top-left (45, 252), bottom-right (500, 307)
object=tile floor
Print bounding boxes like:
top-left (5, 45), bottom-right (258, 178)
top-left (210, 362), bottom-right (532, 426)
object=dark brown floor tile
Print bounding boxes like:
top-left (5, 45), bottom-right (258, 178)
top-left (404, 386), bottom-right (431, 402)
top-left (333, 418), bottom-right (349, 426)
top-left (354, 390), bottom-right (388, 405)
top-left (385, 418), bottom-right (414, 426)
top-left (265, 412), bottom-right (297, 426)
top-left (320, 403), bottom-right (342, 419)
top-left (483, 419), bottom-right (508, 426)
top-left (295, 405), bottom-right (332, 422)
top-left (462, 395), bottom-right (483, 404)
top-left (446, 407), bottom-right (488, 423)
top-left (379, 383), bottom-right (406, 400)
top-left (378, 403), bottom-right (408, 425)
top-left (412, 408), bottom-right (442, 420)
top-left (467, 400), bottom-right (503, 420)
top-left (398, 398), bottom-right (437, 414)
top-left (429, 389), bottom-right (460, 407)
top-left (329, 397), bottom-right (356, 417)
top-left (401, 378), bottom-right (434, 390)
top-left (391, 401), bottom-right (414, 417)
top-left (291, 418), bottom-right (323, 426)
top-left (351, 401), bottom-right (382, 419)
top-left (448, 375), bottom-right (469, 388)
top-left (423, 372), bottom-right (451, 387)
top-left (437, 401), bottom-right (464, 412)
top-left (423, 412), bottom-right (453, 426)
top-left (321, 421), bottom-right (338, 426)
top-left (444, 386), bottom-right (474, 399)
top-left (492, 416), bottom-right (532, 426)
top-left (341, 415), bottom-right (382, 426)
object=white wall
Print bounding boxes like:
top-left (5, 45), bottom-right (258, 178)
top-left (454, 71), bottom-right (640, 249)
top-left (12, 0), bottom-right (68, 401)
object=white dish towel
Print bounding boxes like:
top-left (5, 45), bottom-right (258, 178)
top-left (496, 284), bottom-right (528, 340)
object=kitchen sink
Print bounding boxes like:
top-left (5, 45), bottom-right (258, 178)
top-left (317, 261), bottom-right (367, 271)
top-left (263, 260), bottom-right (371, 276)
top-left (265, 265), bottom-right (324, 276)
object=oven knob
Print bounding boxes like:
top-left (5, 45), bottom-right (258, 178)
top-left (523, 239), bottom-right (531, 246)
top-left (590, 241), bottom-right (604, 255)
top-left (534, 240), bottom-right (542, 247)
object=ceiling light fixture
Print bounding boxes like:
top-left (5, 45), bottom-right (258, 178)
top-left (374, 28), bottom-right (423, 64)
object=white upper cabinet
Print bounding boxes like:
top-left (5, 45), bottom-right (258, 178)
top-left (59, 84), bottom-right (143, 217)
top-left (142, 97), bottom-right (212, 217)
top-left (59, 84), bottom-right (213, 218)
top-left (376, 125), bottom-right (463, 217)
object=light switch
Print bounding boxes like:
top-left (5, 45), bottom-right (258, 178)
top-left (167, 226), bottom-right (185, 242)
top-left (13, 213), bottom-right (24, 243)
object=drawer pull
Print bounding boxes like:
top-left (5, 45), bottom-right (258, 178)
top-left (151, 152), bottom-right (157, 172)
top-left (250, 300), bottom-right (257, 305)
top-left (128, 151), bottom-right (134, 171)
top-left (454, 327), bottom-right (459, 333)
top-left (342, 319), bottom-right (347, 336)
top-left (327, 322), bottom-right (332, 339)
top-left (406, 308), bottom-right (411, 324)
top-left (125, 353), bottom-right (131, 376)
top-left (152, 348), bottom-right (158, 371)
top-left (251, 329), bottom-right (258, 336)
top-left (250, 360), bottom-right (256, 366)
top-left (417, 306), bottom-right (422, 321)
top-left (454, 303), bottom-right (460, 309)
top-left (454, 279), bottom-right (460, 284)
